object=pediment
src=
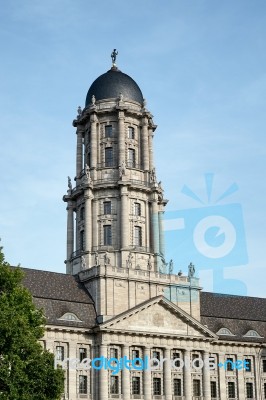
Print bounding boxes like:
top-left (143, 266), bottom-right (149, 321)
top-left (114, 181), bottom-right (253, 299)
top-left (99, 296), bottom-right (217, 339)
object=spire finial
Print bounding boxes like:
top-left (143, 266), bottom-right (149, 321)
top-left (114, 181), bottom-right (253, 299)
top-left (111, 49), bottom-right (118, 67)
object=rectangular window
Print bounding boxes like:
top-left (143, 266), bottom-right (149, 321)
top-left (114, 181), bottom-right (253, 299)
top-left (128, 126), bottom-right (135, 139)
top-left (105, 147), bottom-right (113, 167)
top-left (134, 202), bottom-right (141, 216)
top-left (80, 206), bottom-right (85, 220)
top-left (134, 226), bottom-right (142, 247)
top-left (103, 225), bottom-right (112, 246)
top-left (263, 360), bottom-right (266, 373)
top-left (173, 378), bottom-right (182, 396)
top-left (79, 375), bottom-right (87, 394)
top-left (264, 382), bottom-right (266, 399)
top-left (56, 346), bottom-right (64, 361)
top-left (192, 353), bottom-right (200, 368)
top-left (128, 148), bottom-right (136, 168)
top-left (79, 348), bottom-right (87, 362)
top-left (226, 357), bottom-right (234, 371)
top-left (211, 381), bottom-right (217, 398)
top-left (80, 230), bottom-right (85, 251)
top-left (193, 379), bottom-right (201, 396)
top-left (228, 382), bottom-right (235, 398)
top-left (153, 377), bottom-right (161, 395)
top-left (110, 376), bottom-right (119, 394)
top-left (172, 352), bottom-right (181, 368)
top-left (105, 125), bottom-right (112, 138)
top-left (103, 201), bottom-right (111, 215)
top-left (132, 376), bottom-right (141, 395)
top-left (110, 348), bottom-right (118, 359)
top-left (245, 358), bottom-right (252, 372)
top-left (152, 350), bottom-right (160, 361)
top-left (246, 382), bottom-right (253, 398)
top-left (132, 349), bottom-right (140, 360)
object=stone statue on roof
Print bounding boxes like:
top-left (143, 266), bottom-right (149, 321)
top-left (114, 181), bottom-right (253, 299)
top-left (111, 49), bottom-right (118, 65)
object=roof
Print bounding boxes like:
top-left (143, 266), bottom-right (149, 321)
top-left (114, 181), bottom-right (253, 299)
top-left (201, 292), bottom-right (266, 343)
top-left (85, 67), bottom-right (144, 106)
top-left (21, 268), bottom-right (96, 329)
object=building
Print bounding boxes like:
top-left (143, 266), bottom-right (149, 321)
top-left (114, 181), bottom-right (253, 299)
top-left (22, 54), bottom-right (266, 400)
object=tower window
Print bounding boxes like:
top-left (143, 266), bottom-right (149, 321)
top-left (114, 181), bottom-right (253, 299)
top-left (128, 127), bottom-right (135, 139)
top-left (134, 226), bottom-right (142, 247)
top-left (80, 207), bottom-right (85, 220)
top-left (153, 378), bottom-right (161, 395)
top-left (103, 225), bottom-right (112, 245)
top-left (105, 147), bottom-right (113, 167)
top-left (262, 359), bottom-right (266, 372)
top-left (128, 148), bottom-right (136, 168)
top-left (105, 125), bottom-right (112, 138)
top-left (228, 382), bottom-right (235, 398)
top-left (211, 381), bottom-right (217, 398)
top-left (103, 201), bottom-right (111, 215)
top-left (79, 375), bottom-right (88, 394)
top-left (80, 230), bottom-right (85, 251)
top-left (134, 202), bottom-right (141, 216)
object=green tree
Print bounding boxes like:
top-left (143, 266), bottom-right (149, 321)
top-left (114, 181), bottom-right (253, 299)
top-left (0, 245), bottom-right (64, 400)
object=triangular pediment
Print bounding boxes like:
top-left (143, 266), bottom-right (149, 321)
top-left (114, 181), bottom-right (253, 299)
top-left (98, 296), bottom-right (217, 339)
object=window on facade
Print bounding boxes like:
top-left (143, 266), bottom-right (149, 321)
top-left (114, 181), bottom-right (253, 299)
top-left (211, 381), bottom-right (217, 398)
top-left (264, 382), bottom-right (266, 399)
top-left (80, 230), bottom-right (85, 251)
top-left (56, 346), bottom-right (64, 361)
top-left (193, 379), bottom-right (201, 396)
top-left (216, 327), bottom-right (234, 336)
top-left (263, 359), bottom-right (266, 373)
top-left (152, 350), bottom-right (161, 361)
top-left (103, 201), bottom-right (111, 215)
top-left (245, 358), bottom-right (252, 372)
top-left (80, 206), bottom-right (85, 220)
top-left (105, 147), bottom-right (113, 167)
top-left (110, 348), bottom-right (118, 359)
top-left (172, 352), bottom-right (181, 368)
top-left (105, 125), bottom-right (112, 138)
top-left (128, 127), bottom-right (135, 139)
top-left (79, 375), bottom-right (88, 394)
top-left (79, 348), bottom-right (87, 362)
top-left (153, 378), bottom-right (161, 395)
top-left (173, 378), bottom-right (182, 396)
top-left (244, 329), bottom-right (261, 337)
top-left (134, 226), bottom-right (142, 247)
top-left (246, 382), bottom-right (253, 399)
top-left (225, 357), bottom-right (234, 371)
top-left (228, 382), bottom-right (235, 398)
top-left (128, 148), bottom-right (136, 168)
top-left (132, 376), bottom-right (141, 394)
top-left (192, 353), bottom-right (200, 368)
top-left (132, 349), bottom-right (140, 363)
top-left (103, 225), bottom-right (112, 246)
top-left (134, 202), bottom-right (141, 216)
top-left (87, 152), bottom-right (91, 167)
top-left (110, 376), bottom-right (119, 394)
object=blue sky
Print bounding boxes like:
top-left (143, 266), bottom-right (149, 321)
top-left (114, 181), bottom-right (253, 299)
top-left (0, 0), bottom-right (265, 297)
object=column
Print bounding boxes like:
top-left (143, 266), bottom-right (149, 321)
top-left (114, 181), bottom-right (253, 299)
top-left (141, 116), bottom-right (149, 171)
top-left (66, 202), bottom-right (74, 274)
top-left (183, 349), bottom-right (192, 398)
top-left (145, 201), bottom-right (150, 251)
top-left (122, 345), bottom-right (130, 400)
top-left (158, 211), bottom-right (165, 257)
top-left (69, 341), bottom-right (77, 399)
top-left (99, 344), bottom-right (108, 400)
top-left (76, 128), bottom-right (83, 178)
top-left (203, 351), bottom-right (211, 400)
top-left (148, 127), bottom-right (154, 170)
top-left (237, 353), bottom-right (245, 399)
top-left (84, 191), bottom-right (92, 254)
top-left (218, 353), bottom-right (227, 400)
top-left (163, 348), bottom-right (172, 400)
top-left (90, 113), bottom-right (97, 169)
top-left (121, 187), bottom-right (128, 249)
top-left (151, 199), bottom-right (160, 271)
top-left (92, 199), bottom-right (98, 250)
top-left (144, 347), bottom-right (152, 400)
top-left (118, 111), bottom-right (125, 166)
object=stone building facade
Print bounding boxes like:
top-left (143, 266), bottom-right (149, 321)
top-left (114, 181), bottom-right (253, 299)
top-left (22, 57), bottom-right (266, 400)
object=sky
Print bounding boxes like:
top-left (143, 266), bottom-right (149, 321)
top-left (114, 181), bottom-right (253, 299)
top-left (0, 0), bottom-right (265, 297)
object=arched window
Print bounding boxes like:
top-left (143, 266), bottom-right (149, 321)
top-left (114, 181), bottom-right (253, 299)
top-left (216, 327), bottom-right (234, 336)
top-left (58, 312), bottom-right (82, 322)
top-left (244, 330), bottom-right (262, 338)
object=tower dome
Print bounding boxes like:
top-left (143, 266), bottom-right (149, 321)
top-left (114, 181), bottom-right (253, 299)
top-left (85, 67), bottom-right (144, 106)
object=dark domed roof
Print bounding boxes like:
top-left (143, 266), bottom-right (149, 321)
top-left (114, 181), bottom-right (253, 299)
top-left (85, 67), bottom-right (143, 106)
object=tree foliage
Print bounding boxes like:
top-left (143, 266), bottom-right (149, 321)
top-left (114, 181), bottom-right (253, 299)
top-left (0, 245), bottom-right (64, 400)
